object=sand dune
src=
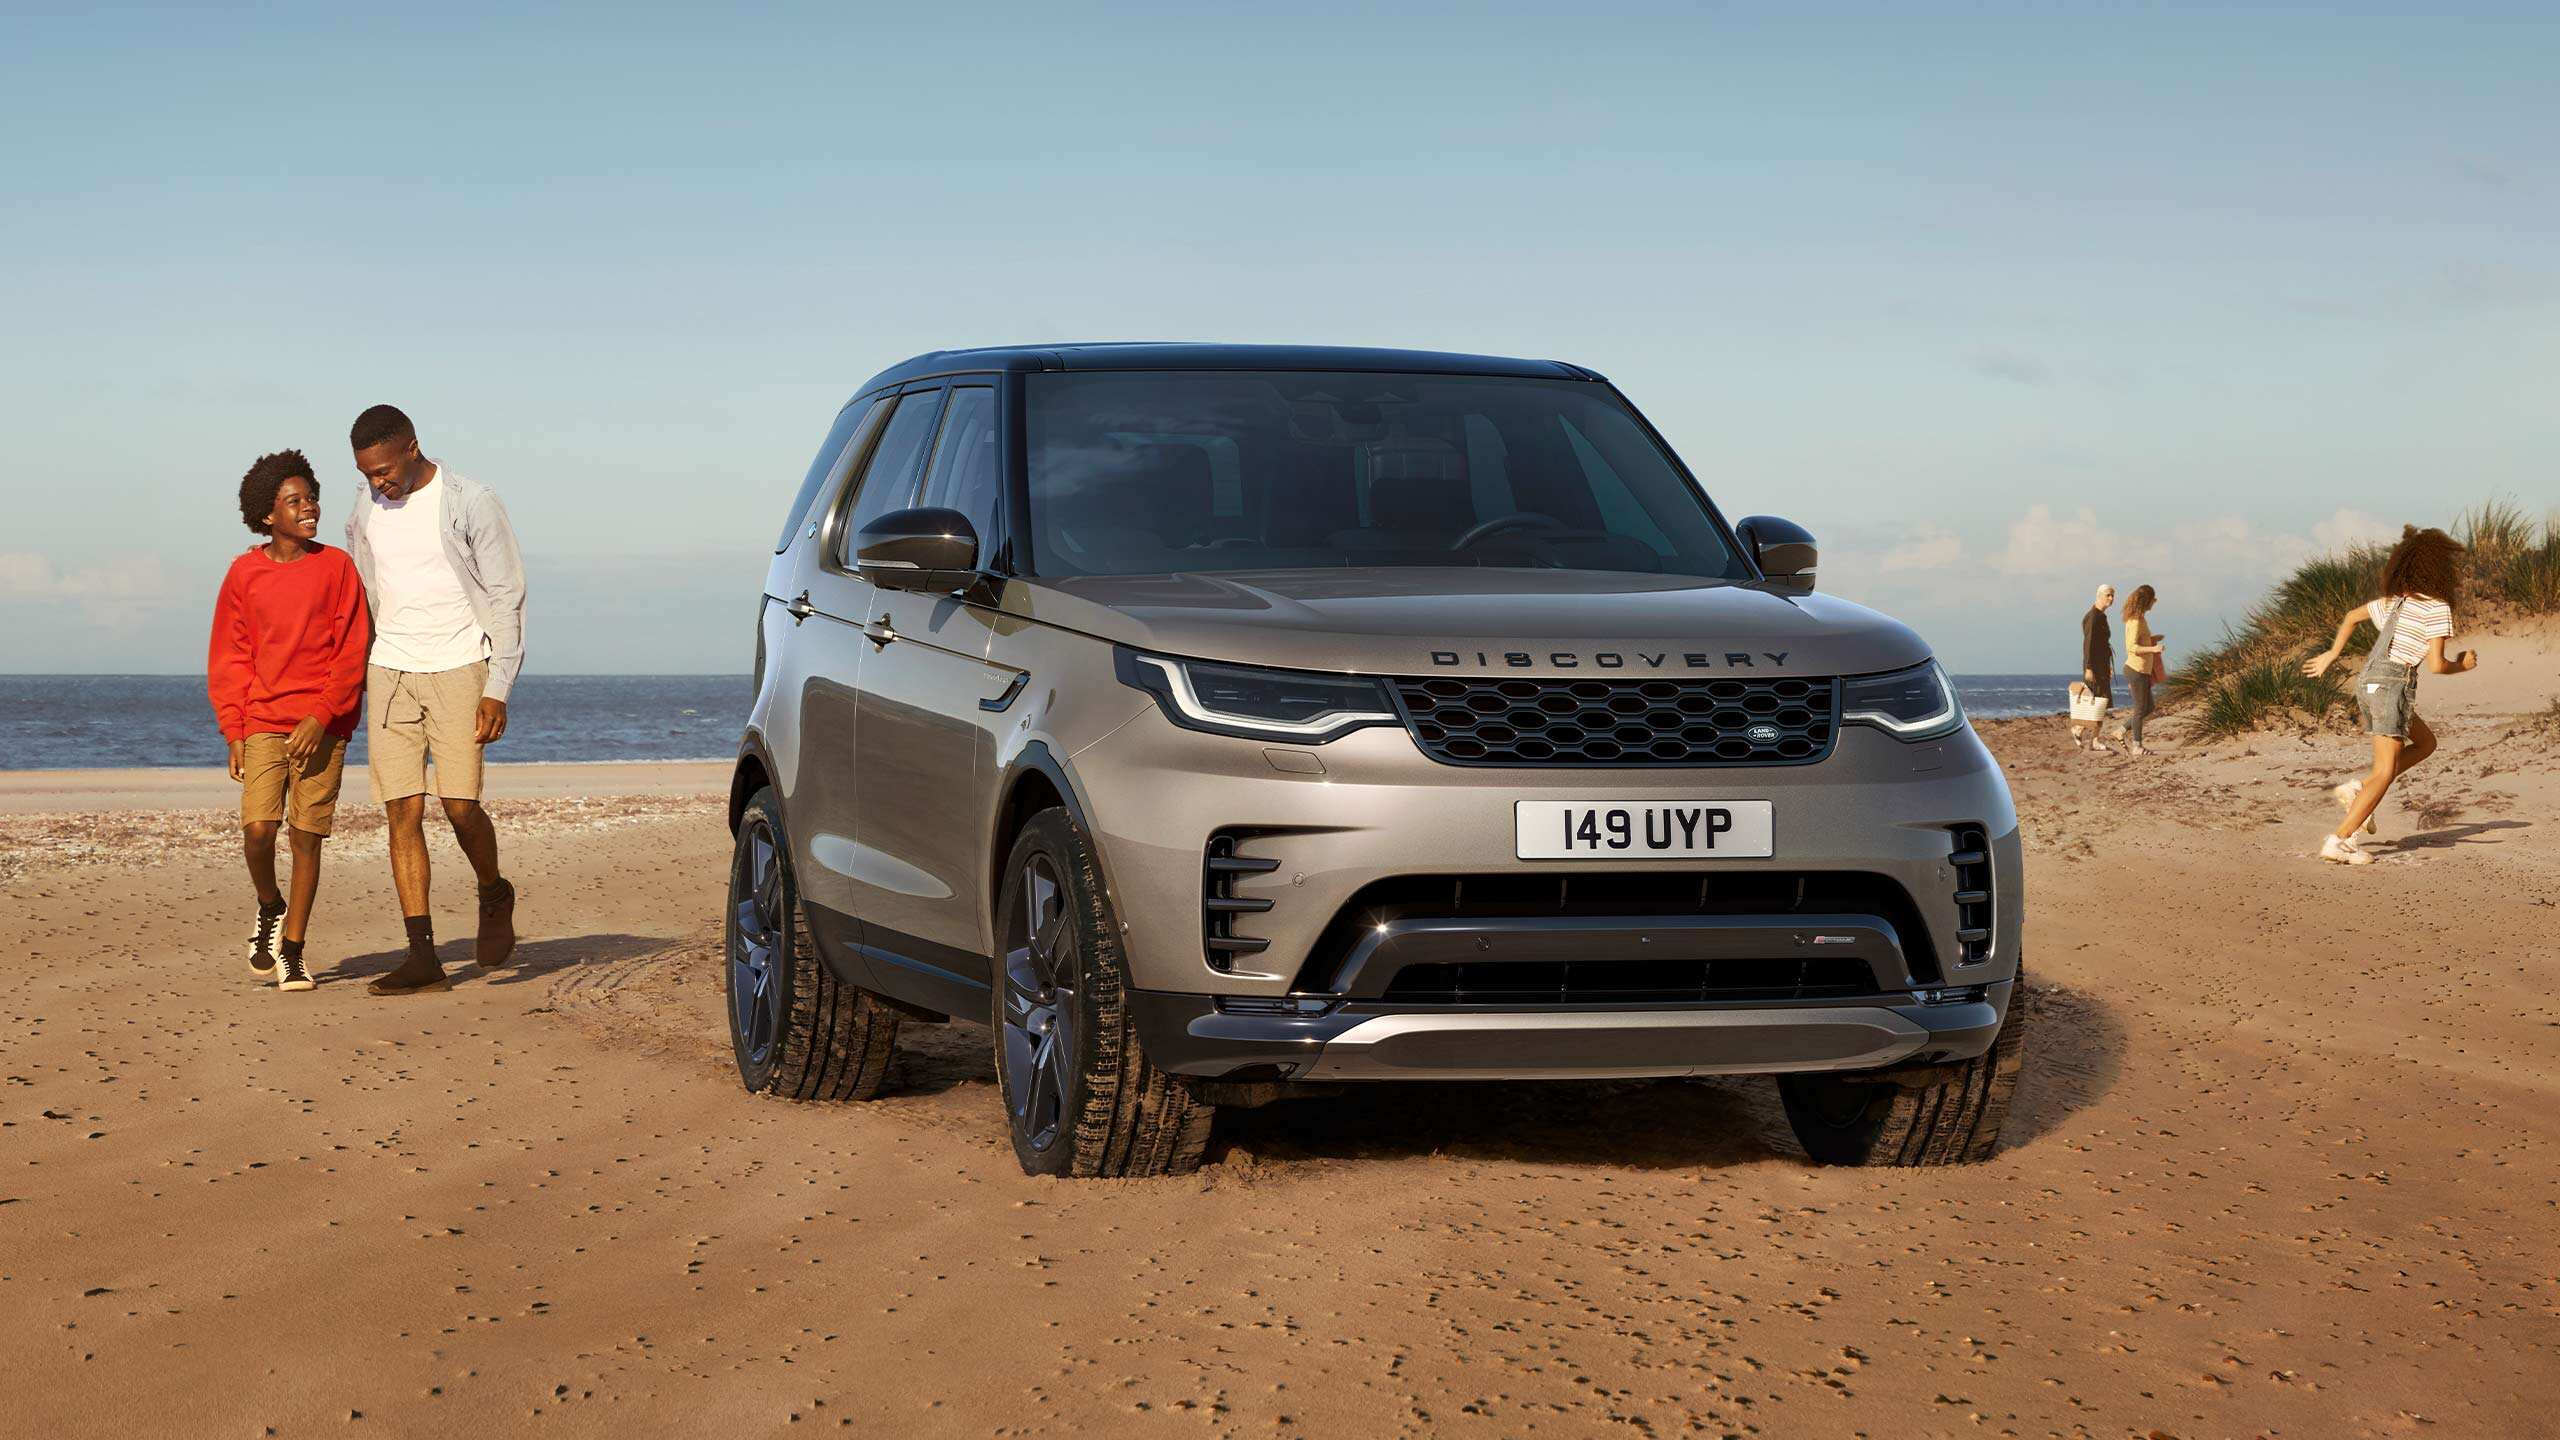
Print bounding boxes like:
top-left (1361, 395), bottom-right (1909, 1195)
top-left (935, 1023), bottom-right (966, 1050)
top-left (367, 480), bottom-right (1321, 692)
top-left (2, 674), bottom-right (2552, 1437)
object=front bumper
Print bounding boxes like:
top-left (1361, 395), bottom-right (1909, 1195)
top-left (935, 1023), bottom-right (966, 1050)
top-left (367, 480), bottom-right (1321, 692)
top-left (1068, 706), bottom-right (2025, 997)
top-left (1131, 981), bottom-right (2014, 1081)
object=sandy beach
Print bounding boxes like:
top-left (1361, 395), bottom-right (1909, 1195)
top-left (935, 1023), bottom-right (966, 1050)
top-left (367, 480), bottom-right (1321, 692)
top-left (4, 645), bottom-right (2554, 1439)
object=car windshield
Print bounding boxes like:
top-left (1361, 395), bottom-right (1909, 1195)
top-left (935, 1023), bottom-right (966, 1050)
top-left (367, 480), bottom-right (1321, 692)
top-left (1024, 371), bottom-right (1747, 580)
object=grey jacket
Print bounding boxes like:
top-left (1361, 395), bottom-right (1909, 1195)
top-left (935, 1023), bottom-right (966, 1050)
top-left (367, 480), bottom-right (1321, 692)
top-left (344, 467), bottom-right (528, 702)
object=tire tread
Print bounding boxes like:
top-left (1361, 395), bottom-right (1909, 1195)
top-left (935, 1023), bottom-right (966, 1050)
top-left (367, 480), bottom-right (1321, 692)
top-left (731, 792), bottom-right (900, 1103)
top-left (1780, 975), bottom-right (2033, 1168)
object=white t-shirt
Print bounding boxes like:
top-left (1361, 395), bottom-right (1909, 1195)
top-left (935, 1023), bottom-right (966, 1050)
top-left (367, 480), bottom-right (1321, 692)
top-left (2367, 595), bottom-right (2453, 667)
top-left (366, 468), bottom-right (489, 674)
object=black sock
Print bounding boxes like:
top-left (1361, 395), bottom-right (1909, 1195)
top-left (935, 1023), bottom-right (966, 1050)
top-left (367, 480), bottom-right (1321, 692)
top-left (404, 915), bottom-right (435, 958)
top-left (260, 896), bottom-right (286, 917)
top-left (280, 938), bottom-right (305, 962)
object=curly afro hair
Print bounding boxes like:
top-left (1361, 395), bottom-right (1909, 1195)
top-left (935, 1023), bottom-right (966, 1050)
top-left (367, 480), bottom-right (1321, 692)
top-left (239, 450), bottom-right (319, 535)
top-left (2381, 524), bottom-right (2465, 606)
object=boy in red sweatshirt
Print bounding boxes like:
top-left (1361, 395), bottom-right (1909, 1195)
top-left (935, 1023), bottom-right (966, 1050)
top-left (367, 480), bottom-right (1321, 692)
top-left (207, 450), bottom-right (371, 991)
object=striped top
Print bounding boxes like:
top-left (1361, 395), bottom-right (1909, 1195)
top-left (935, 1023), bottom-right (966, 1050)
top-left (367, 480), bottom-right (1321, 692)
top-left (2368, 596), bottom-right (2453, 666)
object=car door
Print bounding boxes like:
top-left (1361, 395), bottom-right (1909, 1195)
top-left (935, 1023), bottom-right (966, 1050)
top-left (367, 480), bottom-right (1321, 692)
top-left (782, 386), bottom-right (947, 979)
top-left (848, 382), bottom-right (1025, 1007)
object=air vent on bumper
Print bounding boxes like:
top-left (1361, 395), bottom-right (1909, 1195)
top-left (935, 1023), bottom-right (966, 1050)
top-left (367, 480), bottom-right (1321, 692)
top-left (1948, 825), bottom-right (1994, 967)
top-left (1203, 832), bottom-right (1278, 970)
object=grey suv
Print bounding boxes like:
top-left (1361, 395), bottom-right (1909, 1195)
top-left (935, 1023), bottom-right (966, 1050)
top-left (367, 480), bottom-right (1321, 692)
top-left (727, 344), bottom-right (2027, 1177)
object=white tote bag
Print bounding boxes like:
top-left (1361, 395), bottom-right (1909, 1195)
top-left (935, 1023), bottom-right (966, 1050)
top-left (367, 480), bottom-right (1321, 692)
top-left (2068, 687), bottom-right (2111, 723)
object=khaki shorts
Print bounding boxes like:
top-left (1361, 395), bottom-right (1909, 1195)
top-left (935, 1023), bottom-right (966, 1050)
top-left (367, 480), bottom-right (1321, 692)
top-left (368, 661), bottom-right (489, 802)
top-left (240, 731), bottom-right (349, 835)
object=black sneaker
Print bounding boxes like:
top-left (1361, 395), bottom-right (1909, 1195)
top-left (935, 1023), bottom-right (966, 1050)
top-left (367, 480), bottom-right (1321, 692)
top-left (276, 948), bottom-right (315, 993)
top-left (476, 879), bottom-right (517, 969)
top-left (248, 901), bottom-right (284, 976)
top-left (367, 948), bottom-right (451, 995)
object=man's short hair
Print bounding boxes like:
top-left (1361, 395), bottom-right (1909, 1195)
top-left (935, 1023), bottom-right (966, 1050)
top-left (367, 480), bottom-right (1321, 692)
top-left (350, 404), bottom-right (416, 452)
top-left (239, 450), bottom-right (318, 535)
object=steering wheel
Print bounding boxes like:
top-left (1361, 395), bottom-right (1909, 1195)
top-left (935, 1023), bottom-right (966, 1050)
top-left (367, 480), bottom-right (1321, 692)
top-left (1451, 512), bottom-right (1567, 550)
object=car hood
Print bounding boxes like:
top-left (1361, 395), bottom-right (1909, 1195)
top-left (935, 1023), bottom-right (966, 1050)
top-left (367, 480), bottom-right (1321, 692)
top-left (1004, 569), bottom-right (1933, 679)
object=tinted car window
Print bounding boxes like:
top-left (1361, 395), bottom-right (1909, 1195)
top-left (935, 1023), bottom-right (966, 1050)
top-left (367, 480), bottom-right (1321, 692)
top-left (774, 398), bottom-right (884, 553)
top-left (916, 386), bottom-right (1001, 563)
top-left (1024, 372), bottom-right (1743, 579)
top-left (837, 388), bottom-right (947, 567)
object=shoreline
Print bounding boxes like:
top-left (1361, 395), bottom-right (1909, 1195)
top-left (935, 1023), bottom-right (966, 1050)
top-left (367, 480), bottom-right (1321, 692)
top-left (0, 758), bottom-right (730, 815)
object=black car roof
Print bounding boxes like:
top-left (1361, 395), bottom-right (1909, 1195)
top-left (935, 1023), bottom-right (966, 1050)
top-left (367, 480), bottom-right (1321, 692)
top-left (851, 343), bottom-right (1599, 397)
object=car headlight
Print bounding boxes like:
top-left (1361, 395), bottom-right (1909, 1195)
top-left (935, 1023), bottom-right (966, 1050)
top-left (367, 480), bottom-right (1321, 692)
top-left (1841, 660), bottom-right (1963, 740)
top-left (1116, 649), bottom-right (1397, 743)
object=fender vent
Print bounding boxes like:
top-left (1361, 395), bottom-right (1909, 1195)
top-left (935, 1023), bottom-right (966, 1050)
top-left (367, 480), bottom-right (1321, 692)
top-left (1203, 832), bottom-right (1278, 970)
top-left (1948, 825), bottom-right (1994, 968)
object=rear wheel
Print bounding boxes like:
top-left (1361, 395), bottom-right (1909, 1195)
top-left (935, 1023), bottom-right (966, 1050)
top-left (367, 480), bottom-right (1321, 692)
top-left (726, 788), bottom-right (900, 1100)
top-left (1778, 980), bottom-right (2030, 1166)
top-left (992, 809), bottom-right (1214, 1177)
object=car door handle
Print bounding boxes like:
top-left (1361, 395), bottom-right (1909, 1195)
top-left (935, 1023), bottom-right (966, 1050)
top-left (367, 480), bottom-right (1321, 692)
top-left (863, 617), bottom-right (897, 649)
top-left (783, 591), bottom-right (814, 623)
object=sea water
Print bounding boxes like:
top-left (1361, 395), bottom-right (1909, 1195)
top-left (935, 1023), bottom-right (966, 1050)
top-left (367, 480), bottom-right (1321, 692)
top-left (0, 673), bottom-right (2079, 771)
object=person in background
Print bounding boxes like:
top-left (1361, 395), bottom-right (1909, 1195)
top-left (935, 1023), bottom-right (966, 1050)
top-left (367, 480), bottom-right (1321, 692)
top-left (2120, 584), bottom-right (2165, 755)
top-left (2070, 583), bottom-right (2117, 754)
top-left (2302, 526), bottom-right (2477, 865)
top-left (207, 450), bottom-right (371, 993)
top-left (343, 404), bottom-right (525, 993)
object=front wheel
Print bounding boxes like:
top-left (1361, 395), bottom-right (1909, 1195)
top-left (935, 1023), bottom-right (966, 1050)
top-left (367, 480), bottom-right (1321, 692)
top-left (1777, 980), bottom-right (2030, 1166)
top-left (991, 809), bottom-right (1214, 1177)
top-left (726, 788), bottom-right (900, 1100)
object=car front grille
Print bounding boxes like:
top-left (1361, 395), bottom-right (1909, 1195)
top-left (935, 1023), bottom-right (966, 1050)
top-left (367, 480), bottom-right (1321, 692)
top-left (1293, 870), bottom-right (1931, 996)
top-left (1389, 676), bottom-right (1838, 767)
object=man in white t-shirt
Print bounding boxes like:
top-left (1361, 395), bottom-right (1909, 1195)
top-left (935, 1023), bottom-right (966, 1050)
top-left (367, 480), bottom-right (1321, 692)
top-left (343, 404), bottom-right (526, 994)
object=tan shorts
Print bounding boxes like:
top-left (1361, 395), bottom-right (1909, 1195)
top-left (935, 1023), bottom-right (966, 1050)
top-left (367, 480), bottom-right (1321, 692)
top-left (240, 731), bottom-right (349, 835)
top-left (367, 661), bottom-right (489, 803)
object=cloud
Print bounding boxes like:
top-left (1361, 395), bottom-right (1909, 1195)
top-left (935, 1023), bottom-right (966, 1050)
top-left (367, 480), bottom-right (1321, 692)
top-left (0, 551), bottom-right (170, 602)
top-left (2311, 507), bottom-right (2397, 555)
top-left (0, 550), bottom-right (175, 634)
top-left (1879, 528), bottom-right (1962, 573)
top-left (1966, 349), bottom-right (2052, 386)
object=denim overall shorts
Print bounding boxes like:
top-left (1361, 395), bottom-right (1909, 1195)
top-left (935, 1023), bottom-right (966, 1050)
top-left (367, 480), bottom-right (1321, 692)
top-left (2356, 601), bottom-right (2419, 740)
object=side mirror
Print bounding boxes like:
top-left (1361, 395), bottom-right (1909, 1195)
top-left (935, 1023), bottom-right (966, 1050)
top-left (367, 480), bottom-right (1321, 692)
top-left (856, 507), bottom-right (979, 591)
top-left (1735, 515), bottom-right (1817, 595)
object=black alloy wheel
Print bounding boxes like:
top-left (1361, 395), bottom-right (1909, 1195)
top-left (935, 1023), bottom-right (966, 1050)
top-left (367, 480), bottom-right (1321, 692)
top-left (989, 810), bottom-right (1215, 1178)
top-left (999, 851), bottom-right (1075, 1156)
top-left (723, 788), bottom-right (901, 1101)
top-left (728, 812), bottom-right (789, 1076)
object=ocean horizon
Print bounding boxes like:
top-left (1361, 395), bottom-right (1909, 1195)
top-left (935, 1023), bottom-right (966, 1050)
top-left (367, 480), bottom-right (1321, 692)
top-left (1, 672), bottom-right (2084, 772)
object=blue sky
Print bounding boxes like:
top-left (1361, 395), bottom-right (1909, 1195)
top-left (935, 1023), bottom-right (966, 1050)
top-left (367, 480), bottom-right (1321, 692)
top-left (2, 1), bottom-right (2551, 674)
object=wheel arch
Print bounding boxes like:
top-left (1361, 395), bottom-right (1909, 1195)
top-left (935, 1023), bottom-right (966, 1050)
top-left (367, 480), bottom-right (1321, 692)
top-left (729, 740), bottom-right (777, 835)
top-left (987, 742), bottom-right (1097, 940)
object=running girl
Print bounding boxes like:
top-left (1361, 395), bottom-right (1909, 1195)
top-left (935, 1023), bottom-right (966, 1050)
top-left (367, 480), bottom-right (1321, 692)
top-left (2301, 525), bottom-right (2478, 865)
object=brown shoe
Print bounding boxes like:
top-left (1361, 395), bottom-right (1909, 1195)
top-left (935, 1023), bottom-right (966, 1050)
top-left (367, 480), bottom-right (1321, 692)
top-left (477, 879), bottom-right (517, 969)
top-left (368, 948), bottom-right (451, 995)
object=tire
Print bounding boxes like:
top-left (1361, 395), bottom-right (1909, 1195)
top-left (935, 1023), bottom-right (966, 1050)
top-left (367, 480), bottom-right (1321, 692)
top-left (725, 788), bottom-right (900, 1101)
top-left (1777, 978), bottom-right (2030, 1166)
top-left (991, 808), bottom-right (1215, 1178)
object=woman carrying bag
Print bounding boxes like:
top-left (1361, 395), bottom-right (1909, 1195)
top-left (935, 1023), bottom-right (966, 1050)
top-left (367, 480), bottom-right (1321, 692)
top-left (2122, 584), bottom-right (2165, 756)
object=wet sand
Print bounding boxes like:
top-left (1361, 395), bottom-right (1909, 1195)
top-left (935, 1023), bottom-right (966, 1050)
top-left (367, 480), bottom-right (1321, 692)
top-left (3, 661), bottom-right (2553, 1437)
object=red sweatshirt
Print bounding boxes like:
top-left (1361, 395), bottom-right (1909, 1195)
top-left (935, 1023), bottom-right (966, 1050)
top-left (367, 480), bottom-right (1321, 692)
top-left (206, 543), bottom-right (372, 742)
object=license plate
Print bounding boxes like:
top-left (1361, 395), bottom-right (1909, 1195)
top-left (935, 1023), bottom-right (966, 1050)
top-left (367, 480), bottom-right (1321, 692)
top-left (1514, 800), bottom-right (1775, 860)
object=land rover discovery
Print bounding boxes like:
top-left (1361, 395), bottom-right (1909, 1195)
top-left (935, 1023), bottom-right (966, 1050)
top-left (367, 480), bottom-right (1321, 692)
top-left (727, 344), bottom-right (2027, 1177)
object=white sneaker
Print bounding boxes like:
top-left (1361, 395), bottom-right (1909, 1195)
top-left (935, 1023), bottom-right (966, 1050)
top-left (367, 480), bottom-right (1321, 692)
top-left (247, 904), bottom-right (282, 976)
top-left (2320, 833), bottom-right (2374, 866)
top-left (275, 948), bottom-right (315, 993)
top-left (2331, 779), bottom-right (2378, 835)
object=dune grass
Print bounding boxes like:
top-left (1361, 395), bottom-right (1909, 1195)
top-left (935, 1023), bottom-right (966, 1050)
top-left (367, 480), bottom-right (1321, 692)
top-left (2175, 498), bottom-right (2559, 739)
